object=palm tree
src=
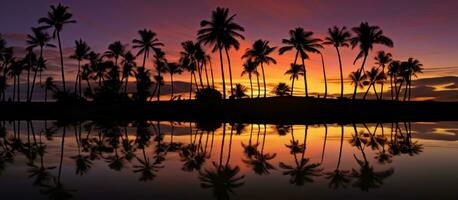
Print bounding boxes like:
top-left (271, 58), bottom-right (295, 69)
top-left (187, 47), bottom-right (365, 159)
top-left (165, 62), bottom-right (183, 100)
top-left (240, 60), bottom-right (259, 98)
top-left (349, 70), bottom-right (367, 100)
top-left (374, 51), bottom-right (392, 100)
top-left (22, 51), bottom-right (37, 102)
top-left (70, 39), bottom-right (91, 97)
top-left (387, 60), bottom-right (401, 100)
top-left (8, 59), bottom-right (24, 102)
top-left (43, 77), bottom-right (57, 102)
top-left (26, 27), bottom-right (55, 101)
top-left (198, 7), bottom-right (245, 99)
top-left (38, 4), bottom-right (76, 92)
top-left (153, 50), bottom-right (167, 101)
top-left (242, 39), bottom-right (276, 97)
top-left (402, 58), bottom-right (423, 101)
top-left (350, 22), bottom-right (393, 98)
top-left (104, 41), bottom-right (125, 68)
top-left (280, 28), bottom-right (322, 97)
top-left (230, 83), bottom-right (248, 99)
top-left (272, 83), bottom-right (291, 97)
top-left (325, 125), bottom-right (351, 190)
top-left (120, 51), bottom-right (137, 95)
top-left (323, 26), bottom-right (351, 98)
top-left (180, 41), bottom-right (200, 92)
top-left (319, 52), bottom-right (328, 98)
top-left (284, 63), bottom-right (304, 96)
top-left (363, 67), bottom-right (381, 99)
top-left (132, 29), bottom-right (164, 69)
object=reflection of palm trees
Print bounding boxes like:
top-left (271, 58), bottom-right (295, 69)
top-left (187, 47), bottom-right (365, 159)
top-left (243, 124), bottom-right (276, 175)
top-left (325, 125), bottom-right (351, 190)
top-left (280, 125), bottom-right (322, 185)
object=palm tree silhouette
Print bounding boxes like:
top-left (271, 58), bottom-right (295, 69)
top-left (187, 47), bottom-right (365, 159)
top-left (401, 58), bottom-right (423, 101)
top-left (22, 51), bottom-right (37, 102)
top-left (165, 62), bottom-right (183, 100)
top-left (198, 7), bottom-right (245, 99)
top-left (43, 77), bottom-right (57, 102)
top-left (26, 27), bottom-right (55, 101)
top-left (153, 49), bottom-right (167, 101)
top-left (243, 124), bottom-right (276, 175)
top-left (241, 60), bottom-right (259, 98)
top-left (319, 52), bottom-right (328, 98)
top-left (280, 28), bottom-right (322, 97)
top-left (199, 162), bottom-right (245, 200)
top-left (120, 51), bottom-right (137, 95)
top-left (363, 66), bottom-right (381, 99)
top-left (70, 39), bottom-right (91, 97)
top-left (180, 41), bottom-right (200, 95)
top-left (387, 60), bottom-right (401, 100)
top-left (374, 51), bottom-right (392, 100)
top-left (132, 29), bottom-right (164, 70)
top-left (104, 41), bottom-right (125, 68)
top-left (284, 63), bottom-right (304, 96)
top-left (230, 83), bottom-right (248, 99)
top-left (272, 83), bottom-right (291, 97)
top-left (323, 26), bottom-right (351, 98)
top-left (349, 70), bottom-right (367, 100)
top-left (350, 22), bottom-right (393, 99)
top-left (242, 39), bottom-right (277, 97)
top-left (38, 4), bottom-right (76, 92)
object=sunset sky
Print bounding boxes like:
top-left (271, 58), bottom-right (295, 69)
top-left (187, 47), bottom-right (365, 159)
top-left (2, 0), bottom-right (458, 95)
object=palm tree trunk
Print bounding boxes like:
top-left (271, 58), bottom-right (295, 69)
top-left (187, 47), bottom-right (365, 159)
top-left (336, 125), bottom-right (344, 170)
top-left (170, 74), bottom-right (174, 100)
top-left (74, 60), bottom-right (80, 96)
top-left (13, 76), bottom-right (16, 102)
top-left (56, 31), bottom-right (66, 92)
top-left (403, 79), bottom-right (409, 101)
top-left (354, 53), bottom-right (368, 100)
top-left (373, 83), bottom-right (379, 99)
top-left (196, 61), bottom-right (204, 88)
top-left (249, 74), bottom-right (253, 98)
top-left (142, 50), bottom-right (147, 69)
top-left (390, 75), bottom-right (394, 100)
top-left (189, 75), bottom-right (193, 99)
top-left (209, 59), bottom-right (215, 89)
top-left (301, 57), bottom-right (308, 97)
top-left (192, 71), bottom-right (199, 91)
top-left (218, 47), bottom-right (226, 99)
top-left (291, 78), bottom-right (295, 96)
top-left (396, 80), bottom-right (404, 100)
top-left (320, 53), bottom-right (327, 99)
top-left (27, 53), bottom-right (31, 101)
top-left (224, 47), bottom-right (233, 97)
top-left (408, 75), bottom-right (412, 101)
top-left (17, 74), bottom-right (20, 102)
top-left (256, 73), bottom-right (261, 97)
top-left (336, 47), bottom-right (344, 98)
top-left (260, 63), bottom-right (267, 98)
top-left (156, 71), bottom-right (161, 101)
top-left (363, 83), bottom-right (372, 99)
top-left (204, 62), bottom-right (210, 88)
top-left (380, 66), bottom-right (385, 100)
top-left (30, 46), bottom-right (44, 102)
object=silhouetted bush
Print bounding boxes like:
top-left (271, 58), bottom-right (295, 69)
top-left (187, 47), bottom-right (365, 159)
top-left (53, 90), bottom-right (84, 103)
top-left (195, 87), bottom-right (222, 102)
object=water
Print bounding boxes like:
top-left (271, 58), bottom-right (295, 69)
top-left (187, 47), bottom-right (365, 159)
top-left (0, 120), bottom-right (457, 199)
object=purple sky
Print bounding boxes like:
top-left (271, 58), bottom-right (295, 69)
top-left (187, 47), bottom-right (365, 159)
top-left (2, 0), bottom-right (458, 94)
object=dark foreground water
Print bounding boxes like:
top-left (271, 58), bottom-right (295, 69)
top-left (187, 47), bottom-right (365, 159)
top-left (0, 120), bottom-right (457, 199)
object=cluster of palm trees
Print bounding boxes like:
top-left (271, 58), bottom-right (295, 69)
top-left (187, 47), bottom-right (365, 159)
top-left (0, 4), bottom-right (424, 103)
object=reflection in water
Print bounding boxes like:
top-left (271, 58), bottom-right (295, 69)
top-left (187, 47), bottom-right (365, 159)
top-left (0, 120), bottom-right (456, 199)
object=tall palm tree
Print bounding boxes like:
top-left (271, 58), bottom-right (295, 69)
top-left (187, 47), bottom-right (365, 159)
top-left (319, 52), bottom-right (328, 98)
top-left (132, 29), bottom-right (164, 69)
top-left (241, 60), bottom-right (259, 98)
top-left (120, 51), bottom-right (137, 95)
top-left (284, 64), bottom-right (304, 96)
top-left (242, 39), bottom-right (277, 97)
top-left (165, 62), bottom-right (183, 100)
top-left (22, 51), bottom-right (37, 102)
top-left (38, 4), bottom-right (76, 92)
top-left (323, 26), bottom-right (351, 98)
top-left (349, 70), bottom-right (367, 100)
top-left (280, 28), bottom-right (322, 97)
top-left (198, 7), bottom-right (245, 99)
top-left (374, 51), bottom-right (392, 100)
top-left (104, 41), bottom-right (125, 68)
top-left (26, 27), bottom-right (55, 101)
top-left (70, 39), bottom-right (91, 97)
top-left (9, 59), bottom-right (24, 102)
top-left (350, 22), bottom-right (393, 99)
top-left (180, 41), bottom-right (200, 91)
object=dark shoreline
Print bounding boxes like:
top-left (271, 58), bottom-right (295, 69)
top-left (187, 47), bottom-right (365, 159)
top-left (1, 96), bottom-right (458, 124)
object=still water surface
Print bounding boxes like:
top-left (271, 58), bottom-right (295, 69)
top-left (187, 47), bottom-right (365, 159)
top-left (0, 120), bottom-right (457, 199)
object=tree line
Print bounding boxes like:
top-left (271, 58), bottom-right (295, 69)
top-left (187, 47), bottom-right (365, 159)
top-left (0, 4), bottom-right (423, 102)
